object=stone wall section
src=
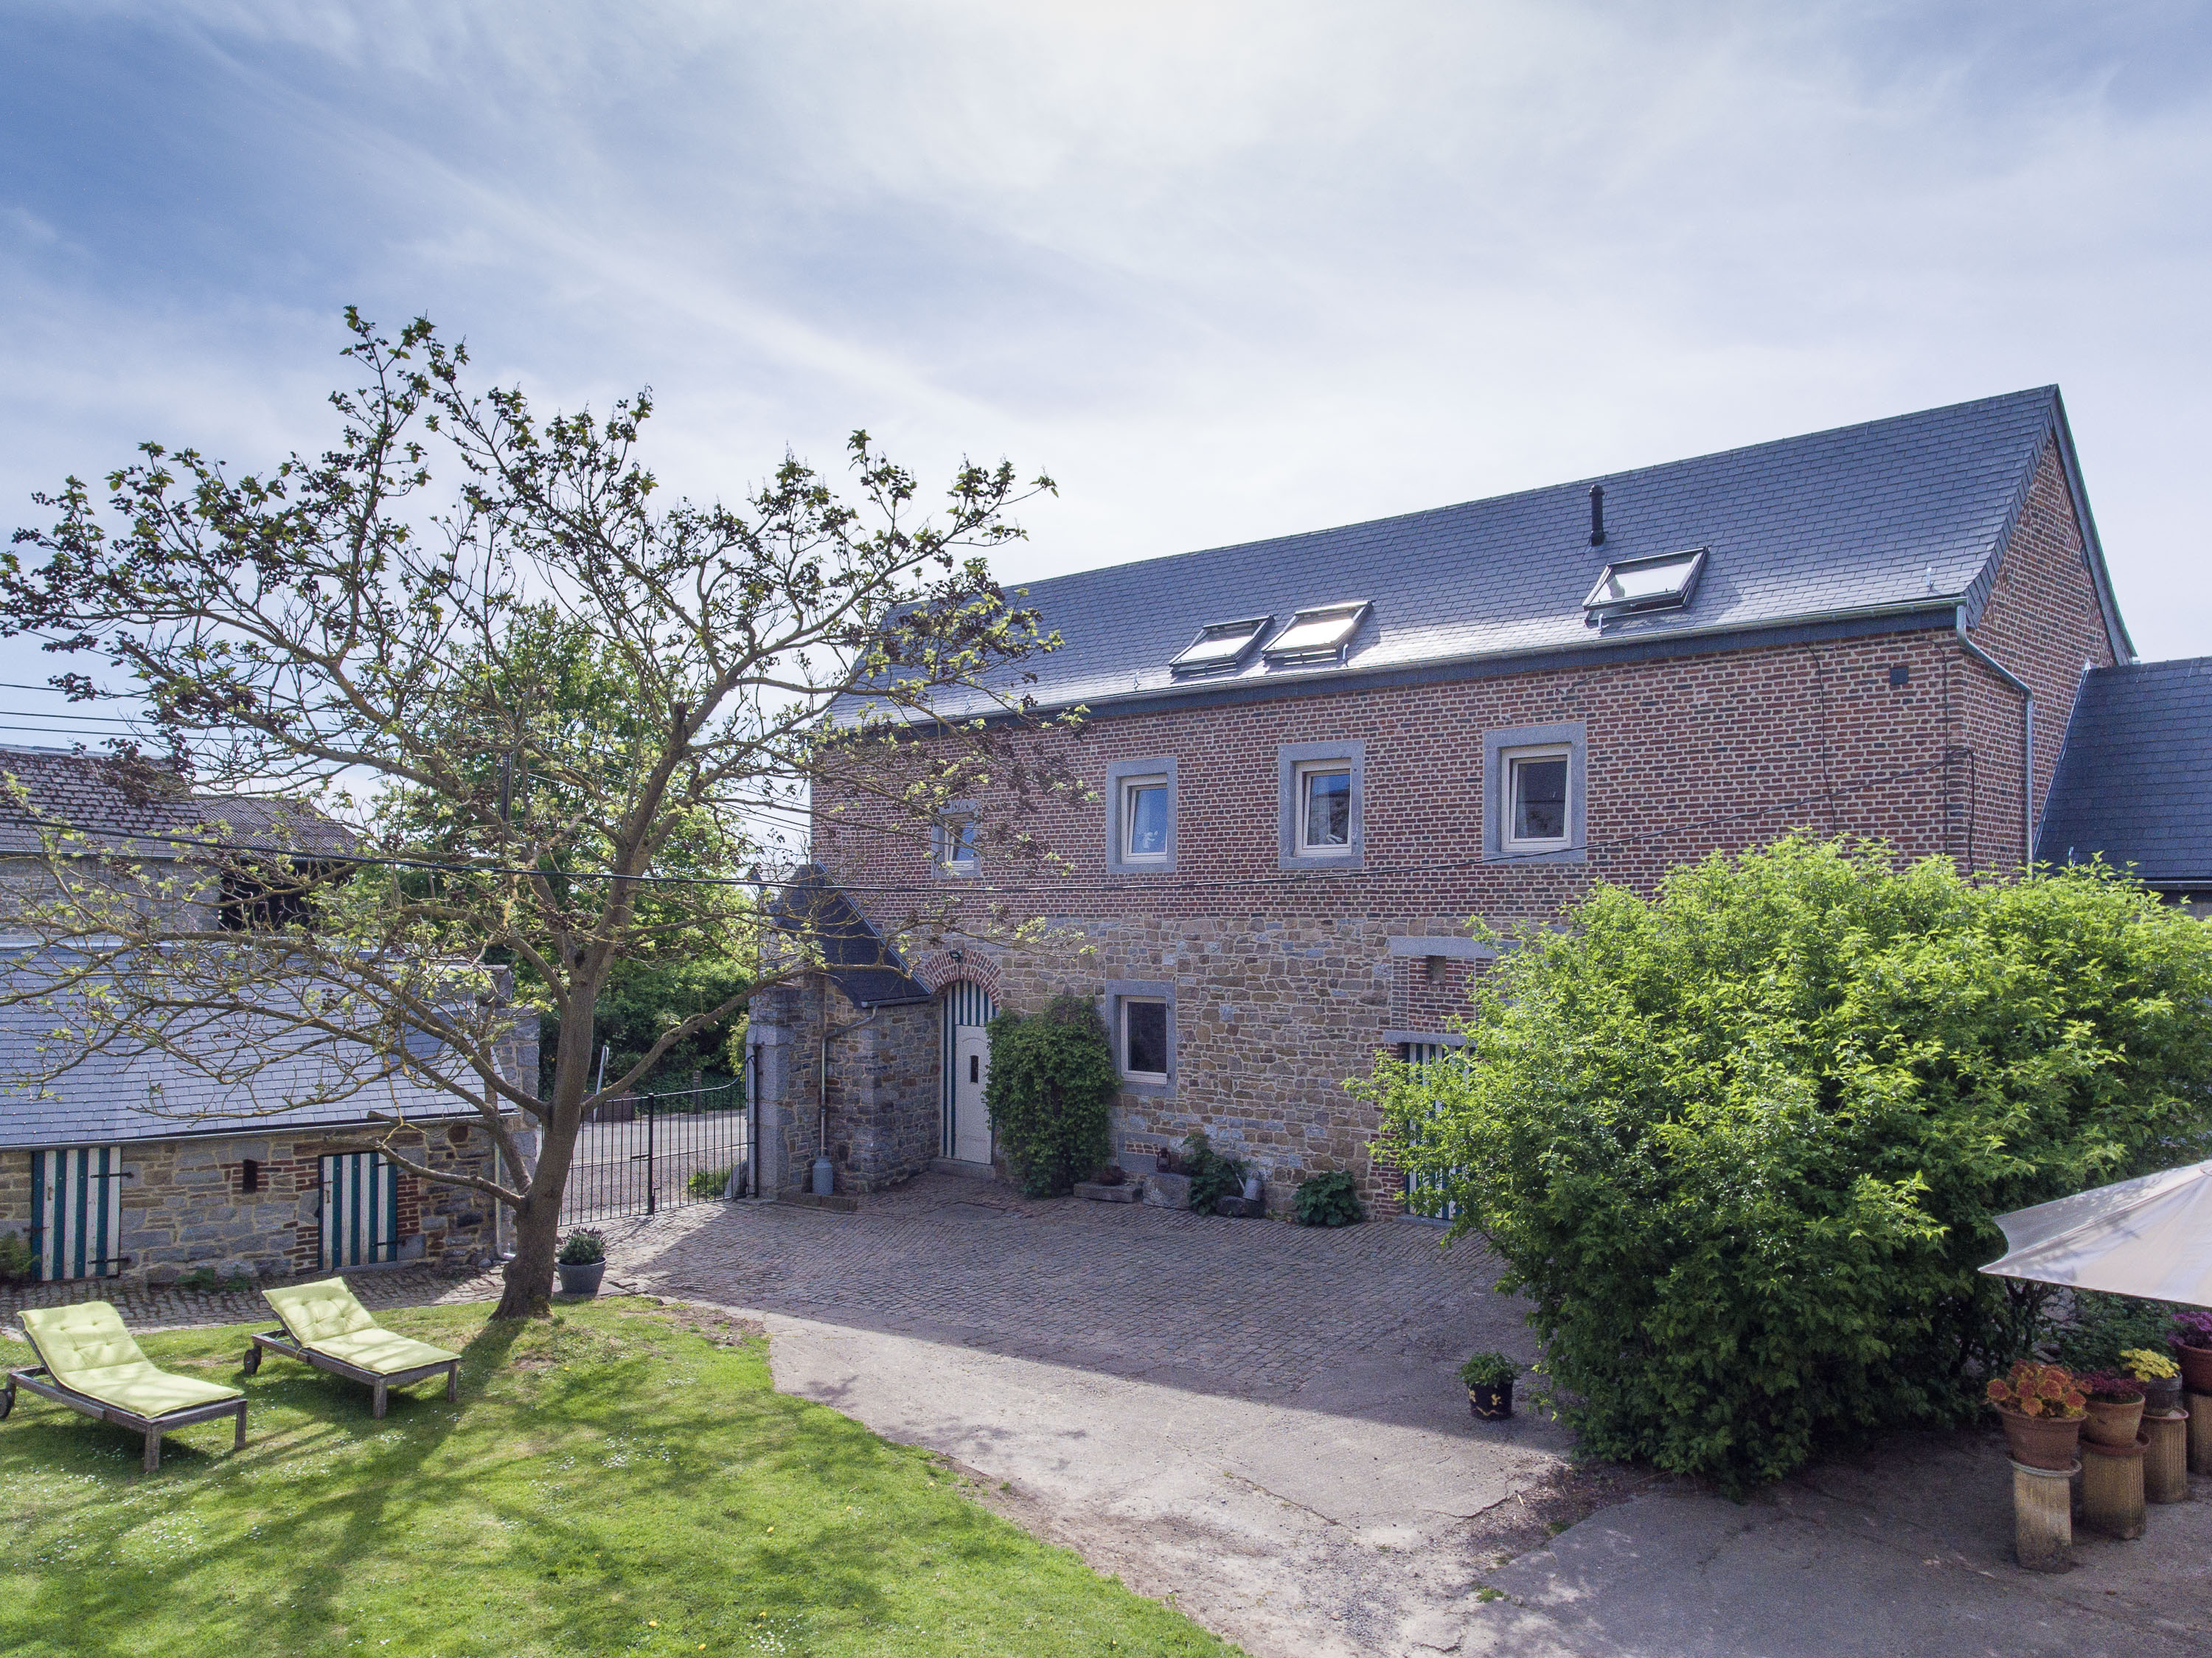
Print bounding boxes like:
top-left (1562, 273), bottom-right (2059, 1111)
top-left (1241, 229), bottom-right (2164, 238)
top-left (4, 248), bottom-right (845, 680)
top-left (0, 1120), bottom-right (506, 1282)
top-left (745, 977), bottom-right (939, 1197)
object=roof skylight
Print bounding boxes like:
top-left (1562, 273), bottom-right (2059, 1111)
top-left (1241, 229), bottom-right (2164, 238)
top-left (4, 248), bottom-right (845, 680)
top-left (1168, 615), bottom-right (1272, 677)
top-left (1262, 601), bottom-right (1371, 667)
top-left (1583, 548), bottom-right (1707, 622)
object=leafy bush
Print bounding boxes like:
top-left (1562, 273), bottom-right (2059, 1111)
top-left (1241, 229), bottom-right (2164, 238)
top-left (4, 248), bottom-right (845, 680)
top-left (2051, 1290), bottom-right (2186, 1376)
top-left (1458, 1351), bottom-right (1520, 1388)
top-left (557, 1229), bottom-right (607, 1266)
top-left (984, 996), bottom-right (1118, 1197)
top-left (687, 1165), bottom-right (735, 1199)
top-left (1294, 1170), bottom-right (1364, 1227)
top-left (1360, 837), bottom-right (2212, 1494)
top-left (1181, 1132), bottom-right (1246, 1215)
top-left (0, 1229), bottom-right (33, 1284)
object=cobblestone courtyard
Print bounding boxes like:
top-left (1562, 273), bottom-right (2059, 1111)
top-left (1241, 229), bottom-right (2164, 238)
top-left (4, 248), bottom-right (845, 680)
top-left (9, 1175), bottom-right (2207, 1658)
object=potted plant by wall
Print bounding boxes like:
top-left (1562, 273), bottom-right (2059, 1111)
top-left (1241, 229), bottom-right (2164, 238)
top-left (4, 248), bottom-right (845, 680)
top-left (2079, 1370), bottom-right (2148, 1448)
top-left (1460, 1352), bottom-right (1520, 1421)
top-left (2168, 1311), bottom-right (2212, 1394)
top-left (2121, 1347), bottom-right (2183, 1416)
top-left (1985, 1361), bottom-right (2088, 1469)
top-left (556, 1229), bottom-right (608, 1298)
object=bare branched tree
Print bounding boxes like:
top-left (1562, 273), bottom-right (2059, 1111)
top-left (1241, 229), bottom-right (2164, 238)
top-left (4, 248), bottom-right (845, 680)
top-left (0, 311), bottom-right (1077, 1317)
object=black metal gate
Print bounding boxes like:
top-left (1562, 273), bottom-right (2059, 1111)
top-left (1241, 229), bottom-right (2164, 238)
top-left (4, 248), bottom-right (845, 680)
top-left (559, 1078), bottom-right (751, 1229)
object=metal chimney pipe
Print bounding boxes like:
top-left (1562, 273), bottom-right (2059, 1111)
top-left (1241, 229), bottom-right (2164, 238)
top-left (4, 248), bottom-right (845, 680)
top-left (1588, 485), bottom-right (1606, 547)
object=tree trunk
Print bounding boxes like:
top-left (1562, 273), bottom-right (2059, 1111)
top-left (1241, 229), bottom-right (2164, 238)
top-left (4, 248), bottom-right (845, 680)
top-left (492, 986), bottom-right (601, 1319)
top-left (495, 1193), bottom-right (560, 1319)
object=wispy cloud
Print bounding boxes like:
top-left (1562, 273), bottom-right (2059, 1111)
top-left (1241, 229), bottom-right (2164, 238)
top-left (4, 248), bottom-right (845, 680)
top-left (3, 0), bottom-right (2208, 717)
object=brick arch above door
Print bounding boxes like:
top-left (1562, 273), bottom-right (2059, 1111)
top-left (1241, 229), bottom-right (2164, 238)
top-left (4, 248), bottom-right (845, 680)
top-left (911, 950), bottom-right (1004, 1002)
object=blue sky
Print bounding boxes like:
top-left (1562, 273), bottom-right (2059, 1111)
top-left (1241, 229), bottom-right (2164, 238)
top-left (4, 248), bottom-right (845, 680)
top-left (3, 1), bottom-right (2209, 745)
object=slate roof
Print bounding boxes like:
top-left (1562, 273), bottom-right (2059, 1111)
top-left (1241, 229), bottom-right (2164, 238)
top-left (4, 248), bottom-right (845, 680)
top-left (0, 746), bottom-right (354, 859)
top-left (844, 386), bottom-right (2130, 722)
top-left (0, 949), bottom-right (477, 1149)
top-left (766, 866), bottom-right (931, 1007)
top-left (2038, 658), bottom-right (2212, 888)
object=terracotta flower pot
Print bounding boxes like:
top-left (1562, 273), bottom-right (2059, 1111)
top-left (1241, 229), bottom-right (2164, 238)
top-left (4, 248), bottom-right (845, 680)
top-left (2084, 1391), bottom-right (2146, 1449)
top-left (2172, 1342), bottom-right (2212, 1395)
top-left (1995, 1405), bottom-right (2084, 1471)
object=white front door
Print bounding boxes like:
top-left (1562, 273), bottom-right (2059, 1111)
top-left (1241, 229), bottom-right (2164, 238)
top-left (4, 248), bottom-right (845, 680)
top-left (953, 1025), bottom-right (992, 1164)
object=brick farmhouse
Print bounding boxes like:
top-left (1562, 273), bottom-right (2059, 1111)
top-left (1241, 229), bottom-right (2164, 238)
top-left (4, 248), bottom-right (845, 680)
top-left (744, 386), bottom-right (2197, 1213)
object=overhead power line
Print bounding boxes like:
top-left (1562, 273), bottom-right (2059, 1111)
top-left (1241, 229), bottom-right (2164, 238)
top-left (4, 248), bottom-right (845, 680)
top-left (10, 749), bottom-right (1978, 895)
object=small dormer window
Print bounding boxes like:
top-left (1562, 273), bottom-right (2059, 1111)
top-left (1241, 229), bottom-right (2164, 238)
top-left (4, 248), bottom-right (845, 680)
top-left (1583, 548), bottom-right (1706, 623)
top-left (1262, 601), bottom-right (1370, 667)
top-left (1169, 616), bottom-right (1271, 676)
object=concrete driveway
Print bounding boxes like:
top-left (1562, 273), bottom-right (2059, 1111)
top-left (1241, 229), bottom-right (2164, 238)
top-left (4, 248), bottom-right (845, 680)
top-left (600, 1175), bottom-right (2212, 1658)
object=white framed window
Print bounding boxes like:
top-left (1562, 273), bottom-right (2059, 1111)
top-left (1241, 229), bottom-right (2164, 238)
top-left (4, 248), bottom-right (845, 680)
top-left (1276, 740), bottom-right (1364, 870)
top-left (1481, 723), bottom-right (1585, 864)
top-left (1502, 746), bottom-right (1571, 852)
top-left (1121, 777), bottom-right (1171, 862)
top-left (1120, 996), bottom-right (1169, 1081)
top-left (1296, 762), bottom-right (1353, 853)
top-left (933, 808), bottom-right (981, 875)
top-left (1105, 757), bottom-right (1178, 873)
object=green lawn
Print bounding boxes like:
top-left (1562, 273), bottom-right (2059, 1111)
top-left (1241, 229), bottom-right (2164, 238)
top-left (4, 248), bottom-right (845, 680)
top-left (0, 1298), bottom-right (1239, 1657)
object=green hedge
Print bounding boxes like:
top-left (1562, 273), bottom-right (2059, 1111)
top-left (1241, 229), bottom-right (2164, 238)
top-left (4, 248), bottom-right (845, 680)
top-left (985, 996), bottom-right (1118, 1197)
top-left (1360, 836), bottom-right (2212, 1494)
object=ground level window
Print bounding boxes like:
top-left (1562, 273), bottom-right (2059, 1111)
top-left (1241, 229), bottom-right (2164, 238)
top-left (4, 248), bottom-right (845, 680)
top-left (1121, 996), bottom-right (1169, 1079)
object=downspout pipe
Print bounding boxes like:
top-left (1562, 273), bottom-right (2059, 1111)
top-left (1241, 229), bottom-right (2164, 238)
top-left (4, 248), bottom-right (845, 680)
top-left (1955, 608), bottom-right (2034, 868)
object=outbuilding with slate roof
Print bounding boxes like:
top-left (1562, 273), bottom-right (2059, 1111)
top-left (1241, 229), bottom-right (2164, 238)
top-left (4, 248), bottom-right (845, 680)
top-left (0, 749), bottom-right (535, 1283)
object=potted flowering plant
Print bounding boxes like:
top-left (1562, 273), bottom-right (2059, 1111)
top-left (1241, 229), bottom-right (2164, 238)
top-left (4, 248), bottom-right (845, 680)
top-left (2077, 1370), bottom-right (2148, 1448)
top-left (556, 1229), bottom-right (608, 1298)
top-left (2168, 1310), bottom-right (2212, 1394)
top-left (1985, 1361), bottom-right (2088, 1470)
top-left (1458, 1352), bottom-right (1520, 1421)
top-left (2121, 1347), bottom-right (2183, 1416)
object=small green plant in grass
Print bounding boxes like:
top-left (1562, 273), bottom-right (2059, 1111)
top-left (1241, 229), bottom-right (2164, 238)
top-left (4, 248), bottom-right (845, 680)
top-left (1180, 1132), bottom-right (1246, 1215)
top-left (175, 1266), bottom-right (254, 1294)
top-left (686, 1165), bottom-right (734, 1199)
top-left (0, 1229), bottom-right (34, 1283)
top-left (557, 1229), bottom-right (606, 1265)
top-left (1458, 1351), bottom-right (1520, 1389)
top-left (1293, 1170), bottom-right (1364, 1227)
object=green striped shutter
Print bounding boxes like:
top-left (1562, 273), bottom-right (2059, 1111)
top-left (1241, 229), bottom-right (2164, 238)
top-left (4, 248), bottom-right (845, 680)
top-left (1399, 1043), bottom-right (1461, 1222)
top-left (319, 1152), bottom-right (401, 1269)
top-left (29, 1145), bottom-right (128, 1280)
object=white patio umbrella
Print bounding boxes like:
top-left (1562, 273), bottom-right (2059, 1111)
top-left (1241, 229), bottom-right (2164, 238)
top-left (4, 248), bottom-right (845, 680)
top-left (1979, 1158), bottom-right (2212, 1308)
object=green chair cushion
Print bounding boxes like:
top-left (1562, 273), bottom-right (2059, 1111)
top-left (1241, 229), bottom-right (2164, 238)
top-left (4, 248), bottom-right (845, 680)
top-left (18, 1303), bottom-right (242, 1418)
top-left (263, 1278), bottom-right (380, 1347)
top-left (312, 1328), bottom-right (461, 1376)
top-left (262, 1278), bottom-right (459, 1373)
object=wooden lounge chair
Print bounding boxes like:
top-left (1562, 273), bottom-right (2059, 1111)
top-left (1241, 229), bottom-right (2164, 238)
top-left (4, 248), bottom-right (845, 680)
top-left (246, 1278), bottom-right (461, 1419)
top-left (3, 1302), bottom-right (247, 1471)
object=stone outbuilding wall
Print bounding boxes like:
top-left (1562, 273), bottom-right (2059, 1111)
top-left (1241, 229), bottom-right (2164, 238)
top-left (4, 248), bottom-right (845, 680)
top-left (0, 1117), bottom-right (514, 1283)
top-left (745, 977), bottom-right (938, 1198)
